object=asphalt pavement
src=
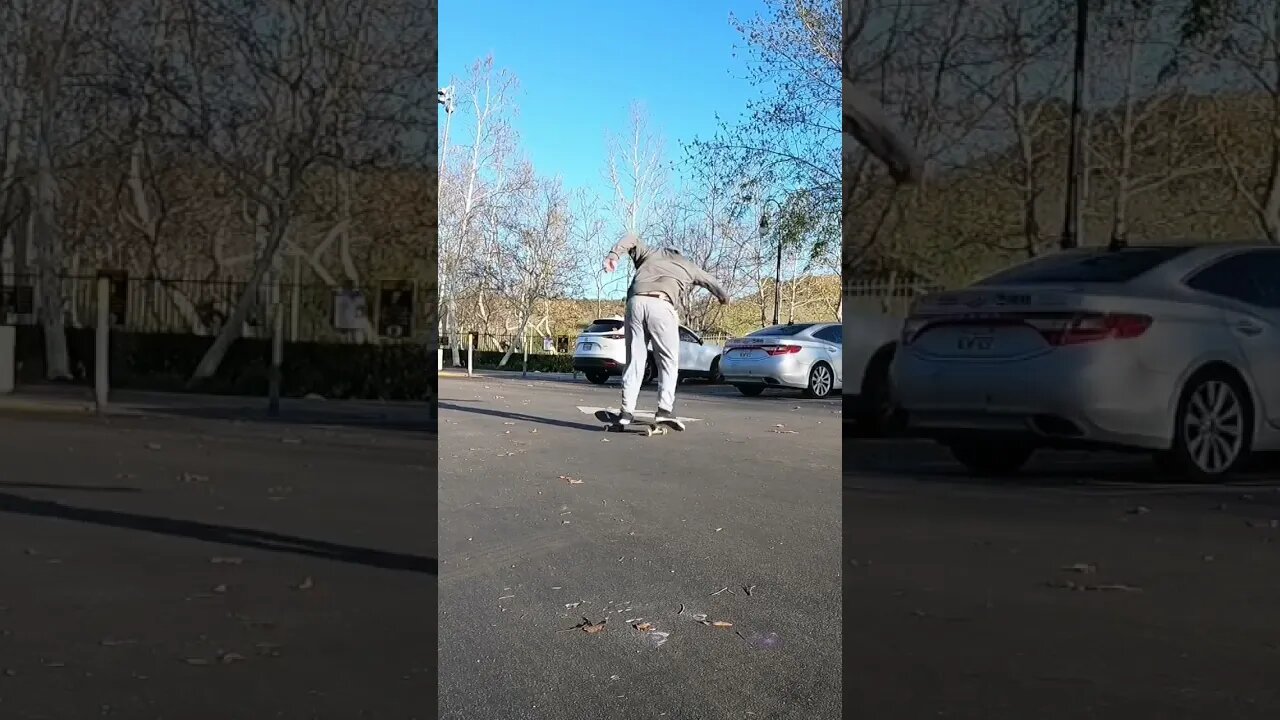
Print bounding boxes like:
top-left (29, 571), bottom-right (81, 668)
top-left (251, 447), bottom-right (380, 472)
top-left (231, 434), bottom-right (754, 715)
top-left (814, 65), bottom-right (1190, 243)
top-left (846, 428), bottom-right (1280, 719)
top-left (438, 374), bottom-right (842, 720)
top-left (0, 403), bottom-right (433, 719)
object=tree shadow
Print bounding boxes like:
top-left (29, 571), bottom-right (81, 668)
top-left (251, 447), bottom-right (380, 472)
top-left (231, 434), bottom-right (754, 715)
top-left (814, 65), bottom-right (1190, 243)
top-left (437, 402), bottom-right (601, 432)
top-left (0, 481), bottom-right (140, 493)
top-left (0, 491), bottom-right (436, 575)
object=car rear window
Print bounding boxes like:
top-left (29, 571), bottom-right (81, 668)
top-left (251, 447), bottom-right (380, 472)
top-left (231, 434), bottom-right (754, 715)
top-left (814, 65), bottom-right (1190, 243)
top-left (748, 323), bottom-right (815, 337)
top-left (584, 320), bottom-right (623, 333)
top-left (978, 247), bottom-right (1191, 285)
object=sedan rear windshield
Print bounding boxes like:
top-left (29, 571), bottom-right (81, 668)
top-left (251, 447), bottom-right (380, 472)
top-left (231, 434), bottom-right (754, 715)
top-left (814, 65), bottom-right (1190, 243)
top-left (584, 320), bottom-right (623, 333)
top-left (979, 247), bottom-right (1192, 285)
top-left (748, 323), bottom-right (815, 337)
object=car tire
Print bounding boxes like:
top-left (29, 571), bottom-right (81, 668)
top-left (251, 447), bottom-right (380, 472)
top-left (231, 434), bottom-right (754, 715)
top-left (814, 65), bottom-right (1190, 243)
top-left (803, 362), bottom-right (836, 399)
top-left (1157, 368), bottom-right (1252, 481)
top-left (642, 357), bottom-right (655, 385)
top-left (735, 384), bottom-right (766, 397)
top-left (947, 439), bottom-right (1034, 477)
top-left (857, 346), bottom-right (905, 436)
top-left (709, 357), bottom-right (723, 385)
top-left (584, 370), bottom-right (609, 385)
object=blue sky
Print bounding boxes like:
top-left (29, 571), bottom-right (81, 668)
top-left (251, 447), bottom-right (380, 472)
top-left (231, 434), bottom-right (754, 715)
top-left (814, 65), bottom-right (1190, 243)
top-left (440, 0), bottom-right (768, 201)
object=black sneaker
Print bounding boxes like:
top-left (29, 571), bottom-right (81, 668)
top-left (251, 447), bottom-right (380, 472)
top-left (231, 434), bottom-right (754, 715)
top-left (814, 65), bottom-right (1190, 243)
top-left (655, 408), bottom-right (685, 431)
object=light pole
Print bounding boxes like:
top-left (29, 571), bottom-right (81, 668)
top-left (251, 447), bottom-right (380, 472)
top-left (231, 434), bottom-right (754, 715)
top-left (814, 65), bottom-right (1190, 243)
top-left (438, 85), bottom-right (456, 376)
top-left (1060, 0), bottom-right (1088, 250)
top-left (759, 198), bottom-right (786, 327)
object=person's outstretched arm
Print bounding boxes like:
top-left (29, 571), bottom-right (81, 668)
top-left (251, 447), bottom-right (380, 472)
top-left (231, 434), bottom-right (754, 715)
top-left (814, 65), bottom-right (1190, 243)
top-left (602, 233), bottom-right (651, 273)
top-left (843, 79), bottom-right (923, 185)
top-left (692, 266), bottom-right (731, 305)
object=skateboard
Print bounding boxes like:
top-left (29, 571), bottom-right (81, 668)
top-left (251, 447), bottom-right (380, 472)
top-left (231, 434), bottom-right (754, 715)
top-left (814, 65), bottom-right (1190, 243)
top-left (576, 406), bottom-right (702, 436)
top-left (594, 410), bottom-right (681, 437)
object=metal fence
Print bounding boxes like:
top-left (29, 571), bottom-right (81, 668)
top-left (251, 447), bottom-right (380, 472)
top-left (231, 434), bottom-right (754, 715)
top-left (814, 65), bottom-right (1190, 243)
top-left (845, 278), bottom-right (946, 317)
top-left (441, 330), bottom-right (738, 356)
top-left (1, 273), bottom-right (430, 345)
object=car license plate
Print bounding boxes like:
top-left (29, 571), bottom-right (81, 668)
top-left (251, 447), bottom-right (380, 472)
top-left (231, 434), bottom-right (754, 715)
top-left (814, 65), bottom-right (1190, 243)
top-left (733, 350), bottom-right (753, 359)
top-left (956, 333), bottom-right (994, 352)
top-left (578, 342), bottom-right (595, 351)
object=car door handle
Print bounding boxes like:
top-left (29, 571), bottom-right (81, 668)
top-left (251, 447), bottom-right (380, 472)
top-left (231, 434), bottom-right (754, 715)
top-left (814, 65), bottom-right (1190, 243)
top-left (1234, 319), bottom-right (1264, 337)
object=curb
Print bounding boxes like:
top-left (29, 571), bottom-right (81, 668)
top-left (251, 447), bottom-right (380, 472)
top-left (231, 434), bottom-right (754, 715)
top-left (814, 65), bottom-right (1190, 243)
top-left (0, 398), bottom-right (142, 418)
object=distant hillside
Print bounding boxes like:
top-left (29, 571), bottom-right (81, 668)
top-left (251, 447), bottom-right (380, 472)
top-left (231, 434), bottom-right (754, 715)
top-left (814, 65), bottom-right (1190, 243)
top-left (847, 92), bottom-right (1275, 288)
top-left (448, 274), bottom-right (840, 347)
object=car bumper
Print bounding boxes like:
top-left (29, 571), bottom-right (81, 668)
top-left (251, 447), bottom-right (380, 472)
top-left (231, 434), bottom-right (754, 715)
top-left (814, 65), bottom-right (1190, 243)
top-left (721, 355), bottom-right (812, 389)
top-left (892, 349), bottom-right (1178, 450)
top-left (573, 355), bottom-right (623, 374)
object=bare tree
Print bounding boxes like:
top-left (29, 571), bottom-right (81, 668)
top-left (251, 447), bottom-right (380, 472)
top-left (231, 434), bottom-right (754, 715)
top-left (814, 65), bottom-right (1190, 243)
top-left (1183, 0), bottom-right (1280, 242)
top-left (13, 0), bottom-right (110, 380)
top-left (438, 56), bottom-right (524, 364)
top-left (605, 102), bottom-right (668, 250)
top-left (569, 187), bottom-right (621, 319)
top-left (136, 0), bottom-right (434, 383)
top-left (492, 175), bottom-right (576, 366)
top-left (952, 0), bottom-right (1072, 258)
top-left (1087, 0), bottom-right (1217, 246)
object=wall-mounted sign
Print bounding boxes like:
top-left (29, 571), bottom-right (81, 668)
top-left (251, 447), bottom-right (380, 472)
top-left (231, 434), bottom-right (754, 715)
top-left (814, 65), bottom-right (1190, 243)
top-left (378, 282), bottom-right (414, 339)
top-left (333, 289), bottom-right (368, 331)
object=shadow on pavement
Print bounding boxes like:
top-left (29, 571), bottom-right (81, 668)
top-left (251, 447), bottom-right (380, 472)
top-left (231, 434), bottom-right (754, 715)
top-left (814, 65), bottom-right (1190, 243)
top-left (0, 481), bottom-right (141, 493)
top-left (438, 401), bottom-right (601, 432)
top-left (132, 404), bottom-right (435, 434)
top-left (0, 491), bottom-right (437, 575)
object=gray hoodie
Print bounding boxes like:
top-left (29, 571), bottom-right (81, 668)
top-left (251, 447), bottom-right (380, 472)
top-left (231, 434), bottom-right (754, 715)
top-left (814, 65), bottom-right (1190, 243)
top-left (608, 234), bottom-right (730, 307)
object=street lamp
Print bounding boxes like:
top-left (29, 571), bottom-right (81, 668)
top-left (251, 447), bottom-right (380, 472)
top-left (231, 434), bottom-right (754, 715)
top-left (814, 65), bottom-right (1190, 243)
top-left (758, 197), bottom-right (786, 327)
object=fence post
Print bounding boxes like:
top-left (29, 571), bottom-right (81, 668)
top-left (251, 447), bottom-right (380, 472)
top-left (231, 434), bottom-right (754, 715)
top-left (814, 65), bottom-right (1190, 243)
top-left (466, 332), bottom-right (474, 377)
top-left (94, 275), bottom-right (110, 415)
top-left (522, 332), bottom-right (529, 378)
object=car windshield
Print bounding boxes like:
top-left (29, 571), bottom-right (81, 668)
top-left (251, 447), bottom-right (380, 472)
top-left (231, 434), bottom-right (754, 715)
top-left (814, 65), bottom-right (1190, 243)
top-left (978, 247), bottom-right (1191, 285)
top-left (747, 324), bottom-right (814, 337)
top-left (584, 320), bottom-right (623, 333)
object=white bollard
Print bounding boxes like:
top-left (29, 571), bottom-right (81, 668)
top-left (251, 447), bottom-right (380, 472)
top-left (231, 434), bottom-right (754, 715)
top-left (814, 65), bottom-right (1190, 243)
top-left (466, 333), bottom-right (474, 378)
top-left (0, 325), bottom-right (15, 394)
top-left (95, 276), bottom-right (109, 414)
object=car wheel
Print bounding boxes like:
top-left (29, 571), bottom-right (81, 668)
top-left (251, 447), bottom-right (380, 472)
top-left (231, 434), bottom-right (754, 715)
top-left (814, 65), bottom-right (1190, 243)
top-left (642, 357), bottom-right (655, 385)
top-left (584, 370), bottom-right (609, 385)
top-left (735, 384), bottom-right (765, 397)
top-left (857, 347), bottom-right (905, 435)
top-left (804, 362), bottom-right (835, 399)
top-left (947, 439), bottom-right (1034, 477)
top-left (709, 357), bottom-right (723, 385)
top-left (1158, 369), bottom-right (1252, 481)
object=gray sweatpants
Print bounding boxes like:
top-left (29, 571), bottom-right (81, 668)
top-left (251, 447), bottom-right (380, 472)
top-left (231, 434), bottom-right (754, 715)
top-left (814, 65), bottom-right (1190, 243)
top-left (621, 295), bottom-right (679, 414)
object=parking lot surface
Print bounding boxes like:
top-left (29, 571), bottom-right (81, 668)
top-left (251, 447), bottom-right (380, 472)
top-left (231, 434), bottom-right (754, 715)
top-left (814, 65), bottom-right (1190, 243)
top-left (0, 406), bottom-right (432, 719)
top-left (438, 374), bottom-right (841, 719)
top-left (847, 430), bottom-right (1280, 719)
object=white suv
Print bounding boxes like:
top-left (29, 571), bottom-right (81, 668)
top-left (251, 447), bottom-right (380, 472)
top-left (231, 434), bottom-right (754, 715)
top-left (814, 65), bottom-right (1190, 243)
top-left (572, 317), bottom-right (724, 385)
top-left (845, 310), bottom-right (906, 433)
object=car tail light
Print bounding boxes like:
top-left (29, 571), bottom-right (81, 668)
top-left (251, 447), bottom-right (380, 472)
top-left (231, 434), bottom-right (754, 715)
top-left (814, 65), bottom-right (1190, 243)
top-left (603, 332), bottom-right (624, 340)
top-left (763, 344), bottom-right (802, 356)
top-left (1039, 312), bottom-right (1151, 346)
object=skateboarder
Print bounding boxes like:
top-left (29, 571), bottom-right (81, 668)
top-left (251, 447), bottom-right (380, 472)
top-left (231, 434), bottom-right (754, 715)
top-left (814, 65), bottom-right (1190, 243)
top-left (602, 234), bottom-right (729, 430)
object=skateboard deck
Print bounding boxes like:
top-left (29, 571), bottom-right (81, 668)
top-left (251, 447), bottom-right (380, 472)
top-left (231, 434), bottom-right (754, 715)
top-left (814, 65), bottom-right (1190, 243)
top-left (593, 410), bottom-right (673, 436)
top-left (576, 406), bottom-right (702, 437)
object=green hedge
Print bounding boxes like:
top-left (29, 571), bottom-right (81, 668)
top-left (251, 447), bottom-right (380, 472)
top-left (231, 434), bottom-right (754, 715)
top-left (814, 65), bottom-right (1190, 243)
top-left (15, 326), bottom-right (432, 401)
top-left (443, 350), bottom-right (574, 373)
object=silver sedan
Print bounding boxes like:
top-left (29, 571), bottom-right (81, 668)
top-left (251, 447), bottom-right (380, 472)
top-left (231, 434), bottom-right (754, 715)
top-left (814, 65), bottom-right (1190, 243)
top-left (892, 243), bottom-right (1280, 480)
top-left (721, 322), bottom-right (843, 398)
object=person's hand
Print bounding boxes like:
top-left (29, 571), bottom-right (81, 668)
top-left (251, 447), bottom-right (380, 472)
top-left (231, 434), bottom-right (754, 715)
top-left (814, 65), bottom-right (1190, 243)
top-left (603, 253), bottom-right (618, 273)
